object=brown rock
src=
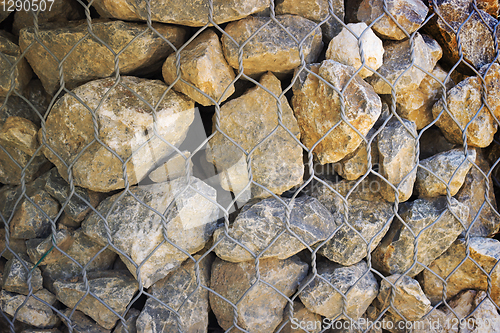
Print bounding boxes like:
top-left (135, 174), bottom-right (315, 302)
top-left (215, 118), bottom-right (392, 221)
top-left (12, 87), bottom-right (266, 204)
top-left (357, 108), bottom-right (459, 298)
top-left (210, 256), bottom-right (308, 333)
top-left (113, 308), bottom-right (139, 333)
top-left (421, 237), bottom-right (500, 305)
top-left (432, 76), bottom-right (497, 148)
top-left (59, 310), bottom-right (111, 333)
top-left (206, 72), bottom-right (303, 198)
top-left (357, 0), bottom-right (428, 40)
top-left (482, 62), bottom-right (500, 121)
top-left (26, 230), bottom-right (73, 265)
top-left (19, 20), bottom-right (188, 95)
top-left (0, 35), bottom-right (32, 97)
top-left (162, 29), bottom-right (235, 106)
top-left (292, 60), bottom-right (382, 164)
top-left (279, 302), bottom-right (322, 333)
top-left (222, 15), bottom-right (323, 76)
top-left (2, 257), bottom-right (43, 295)
top-left (367, 34), bottom-right (442, 95)
top-left (0, 228), bottom-right (27, 260)
top-left (40, 76), bottom-right (195, 192)
top-left (0, 289), bottom-right (59, 328)
top-left (92, 0), bottom-right (269, 26)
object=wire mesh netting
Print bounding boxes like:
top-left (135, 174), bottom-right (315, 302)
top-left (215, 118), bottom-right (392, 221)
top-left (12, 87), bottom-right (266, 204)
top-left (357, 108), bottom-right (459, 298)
top-left (0, 0), bottom-right (500, 332)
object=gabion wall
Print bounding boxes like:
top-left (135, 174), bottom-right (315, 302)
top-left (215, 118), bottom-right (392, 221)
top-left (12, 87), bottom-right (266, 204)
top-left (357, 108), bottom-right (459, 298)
top-left (0, 0), bottom-right (500, 332)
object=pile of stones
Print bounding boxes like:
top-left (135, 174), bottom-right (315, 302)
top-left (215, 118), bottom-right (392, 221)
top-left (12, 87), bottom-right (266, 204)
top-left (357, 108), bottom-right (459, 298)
top-left (1, 0), bottom-right (500, 332)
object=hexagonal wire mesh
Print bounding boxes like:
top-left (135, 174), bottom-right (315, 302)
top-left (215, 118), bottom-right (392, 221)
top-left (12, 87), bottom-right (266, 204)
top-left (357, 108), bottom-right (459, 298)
top-left (0, 0), bottom-right (500, 332)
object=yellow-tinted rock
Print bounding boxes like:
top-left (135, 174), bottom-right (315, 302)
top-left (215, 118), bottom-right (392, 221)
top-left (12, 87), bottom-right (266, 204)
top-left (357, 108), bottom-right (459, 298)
top-left (0, 36), bottom-right (32, 97)
top-left (148, 151), bottom-right (191, 183)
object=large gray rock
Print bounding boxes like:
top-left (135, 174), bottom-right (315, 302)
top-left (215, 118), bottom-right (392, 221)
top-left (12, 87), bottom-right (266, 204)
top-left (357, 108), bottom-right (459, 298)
top-left (135, 255), bottom-right (213, 333)
top-left (54, 271), bottom-right (139, 330)
top-left (19, 20), bottom-right (188, 95)
top-left (292, 60), bottom-right (382, 164)
top-left (210, 256), bottom-right (308, 333)
top-left (2, 257), bottom-right (43, 295)
top-left (82, 177), bottom-right (219, 288)
top-left (92, 0), bottom-right (269, 26)
top-left (0, 289), bottom-right (59, 328)
top-left (299, 260), bottom-right (379, 320)
top-left (372, 196), bottom-right (469, 277)
top-left (222, 15), bottom-right (323, 76)
top-left (40, 76), bottom-right (195, 192)
top-left (213, 196), bottom-right (337, 262)
top-left (206, 72), bottom-right (303, 199)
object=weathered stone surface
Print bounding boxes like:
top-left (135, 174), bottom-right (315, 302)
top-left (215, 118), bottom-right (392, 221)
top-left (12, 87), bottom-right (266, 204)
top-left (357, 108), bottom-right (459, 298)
top-left (92, 0), bottom-right (269, 26)
top-left (40, 76), bottom-right (195, 192)
top-left (54, 271), bottom-right (139, 330)
top-left (213, 196), bottom-right (336, 262)
top-left (163, 29), bottom-right (235, 106)
top-left (44, 168), bottom-right (101, 223)
top-left (82, 177), bottom-right (219, 288)
top-left (422, 237), bottom-right (500, 305)
top-left (0, 227), bottom-right (27, 260)
top-left (279, 302), bottom-right (322, 333)
top-left (0, 116), bottom-right (50, 185)
top-left (377, 274), bottom-right (431, 321)
top-left (455, 151), bottom-right (500, 237)
top-left (432, 76), bottom-right (497, 148)
top-left (357, 0), bottom-right (428, 40)
top-left (210, 256), bottom-right (308, 333)
top-left (26, 230), bottom-right (73, 265)
top-left (372, 196), bottom-right (468, 277)
top-left (424, 0), bottom-right (499, 71)
top-left (416, 148), bottom-right (476, 198)
top-left (0, 289), bottom-right (59, 328)
top-left (2, 257), bottom-right (43, 295)
top-left (136, 255), bottom-right (212, 333)
top-left (207, 72), bottom-right (303, 198)
top-left (13, 0), bottom-right (84, 35)
top-left (113, 308), bottom-right (139, 333)
top-left (377, 118), bottom-right (418, 202)
top-left (396, 65), bottom-right (453, 130)
top-left (19, 20), bottom-right (188, 95)
top-left (367, 34), bottom-right (442, 95)
top-left (481, 62), bottom-right (500, 121)
top-left (148, 151), bottom-right (191, 183)
top-left (0, 35), bottom-right (32, 97)
top-left (222, 15), bottom-right (323, 76)
top-left (326, 23), bottom-right (384, 79)
top-left (292, 60), bottom-right (382, 164)
top-left (41, 229), bottom-right (116, 292)
top-left (275, 0), bottom-right (345, 41)
top-left (299, 260), bottom-right (378, 320)
top-left (59, 310), bottom-right (111, 333)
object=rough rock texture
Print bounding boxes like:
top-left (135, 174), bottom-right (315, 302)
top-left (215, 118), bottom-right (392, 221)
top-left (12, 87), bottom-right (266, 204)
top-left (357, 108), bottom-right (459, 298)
top-left (416, 148), bottom-right (476, 197)
top-left (299, 260), bottom-right (379, 320)
top-left (13, 0), bottom-right (84, 35)
top-left (292, 60), bottom-right (382, 164)
top-left (0, 228), bottom-right (27, 260)
top-left (377, 118), bottom-right (418, 202)
top-left (44, 168), bottom-right (102, 224)
top-left (424, 0), bottom-right (500, 71)
top-left (54, 271), bottom-right (139, 330)
top-left (210, 256), bottom-right (308, 333)
top-left (59, 310), bottom-right (111, 333)
top-left (222, 15), bottom-right (323, 75)
top-left (482, 63), bottom-right (500, 121)
top-left (213, 196), bottom-right (337, 262)
top-left (275, 0), bottom-right (345, 41)
top-left (82, 177), bottom-right (219, 288)
top-left (40, 76), bottom-right (195, 192)
top-left (372, 196), bottom-right (468, 276)
top-left (41, 230), bottom-right (116, 292)
top-left (279, 302), bottom-right (322, 333)
top-left (2, 257), bottom-right (43, 295)
top-left (422, 237), bottom-right (500, 305)
top-left (92, 0), bottom-right (269, 26)
top-left (455, 151), bottom-right (500, 237)
top-left (162, 29), bottom-right (235, 106)
top-left (0, 116), bottom-right (50, 185)
top-left (113, 308), bottom-right (140, 333)
top-left (0, 289), bottom-right (59, 328)
top-left (367, 34), bottom-right (442, 95)
top-left (135, 255), bottom-right (212, 333)
top-left (432, 76), bottom-right (497, 148)
top-left (326, 23), bottom-right (384, 79)
top-left (377, 274), bottom-right (432, 321)
top-left (148, 151), bottom-right (191, 183)
top-left (19, 20), bottom-right (188, 95)
top-left (357, 0), bottom-right (428, 40)
top-left (26, 230), bottom-right (73, 265)
top-left (0, 35), bottom-right (32, 97)
top-left (206, 72), bottom-right (303, 198)
top-left (396, 65), bottom-right (453, 130)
